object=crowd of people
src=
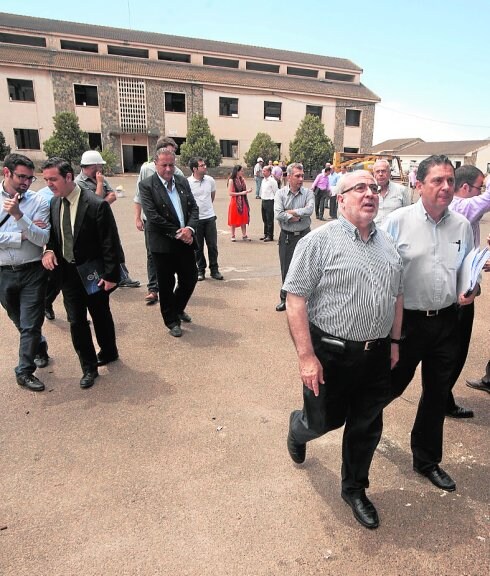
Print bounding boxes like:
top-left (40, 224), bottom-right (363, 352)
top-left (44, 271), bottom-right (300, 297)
top-left (2, 142), bottom-right (489, 530)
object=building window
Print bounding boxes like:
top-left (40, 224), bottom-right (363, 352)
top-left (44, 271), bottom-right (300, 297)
top-left (346, 109), bottom-right (361, 127)
top-left (220, 140), bottom-right (239, 159)
top-left (74, 84), bottom-right (99, 107)
top-left (325, 71), bottom-right (355, 83)
top-left (246, 62), bottom-right (279, 73)
top-left (108, 45), bottom-right (149, 59)
top-left (172, 137), bottom-right (186, 155)
top-left (287, 66), bottom-right (318, 78)
top-left (264, 101), bottom-right (282, 121)
top-left (203, 56), bottom-right (239, 69)
top-left (219, 97), bottom-right (238, 117)
top-left (165, 93), bottom-right (186, 113)
top-left (0, 32), bottom-right (46, 47)
top-left (14, 129), bottom-right (40, 150)
top-left (118, 78), bottom-right (147, 133)
top-left (158, 51), bottom-right (190, 63)
top-left (275, 143), bottom-right (281, 156)
top-left (61, 39), bottom-right (98, 53)
top-left (343, 147), bottom-right (359, 153)
top-left (306, 105), bottom-right (322, 119)
top-left (88, 133), bottom-right (103, 150)
top-left (8, 78), bottom-right (35, 102)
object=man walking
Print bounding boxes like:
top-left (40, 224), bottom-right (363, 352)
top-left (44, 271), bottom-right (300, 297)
top-left (254, 157), bottom-right (264, 199)
top-left (311, 164), bottom-right (331, 220)
top-left (139, 148), bottom-right (199, 337)
top-left (274, 163), bottom-right (314, 312)
top-left (188, 157), bottom-right (223, 281)
top-left (284, 170), bottom-right (403, 529)
top-left (42, 157), bottom-right (122, 389)
top-left (382, 155), bottom-right (475, 493)
top-left (0, 153), bottom-right (50, 391)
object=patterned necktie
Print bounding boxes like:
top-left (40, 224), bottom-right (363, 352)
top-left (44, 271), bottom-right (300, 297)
top-left (62, 198), bottom-right (74, 262)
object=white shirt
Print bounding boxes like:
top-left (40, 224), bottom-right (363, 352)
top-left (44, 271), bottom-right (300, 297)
top-left (187, 174), bottom-right (216, 220)
top-left (260, 175), bottom-right (278, 200)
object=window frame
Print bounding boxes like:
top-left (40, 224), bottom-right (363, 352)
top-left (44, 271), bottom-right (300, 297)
top-left (264, 101), bottom-right (282, 121)
top-left (74, 84), bottom-right (99, 107)
top-left (164, 92), bottom-right (186, 113)
top-left (220, 139), bottom-right (239, 159)
top-left (345, 109), bottom-right (361, 127)
top-left (219, 97), bottom-right (239, 117)
top-left (7, 78), bottom-right (35, 102)
top-left (306, 105), bottom-right (322, 119)
top-left (14, 128), bottom-right (41, 150)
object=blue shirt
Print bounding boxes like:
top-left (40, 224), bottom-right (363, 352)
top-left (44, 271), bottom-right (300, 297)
top-left (158, 175), bottom-right (185, 227)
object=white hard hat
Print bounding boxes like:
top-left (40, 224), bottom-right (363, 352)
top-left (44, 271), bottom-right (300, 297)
top-left (80, 150), bottom-right (106, 165)
top-left (257, 157), bottom-right (264, 162)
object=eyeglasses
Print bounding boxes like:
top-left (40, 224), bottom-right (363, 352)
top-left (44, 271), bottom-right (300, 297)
top-left (197, 163), bottom-right (207, 168)
top-left (341, 183), bottom-right (380, 195)
top-left (469, 184), bottom-right (485, 192)
top-left (13, 172), bottom-right (37, 183)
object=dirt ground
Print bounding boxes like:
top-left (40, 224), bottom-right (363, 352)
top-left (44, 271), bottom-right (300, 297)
top-left (1, 175), bottom-right (489, 576)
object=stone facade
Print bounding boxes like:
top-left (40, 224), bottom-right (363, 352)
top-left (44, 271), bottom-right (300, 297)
top-left (334, 100), bottom-right (375, 153)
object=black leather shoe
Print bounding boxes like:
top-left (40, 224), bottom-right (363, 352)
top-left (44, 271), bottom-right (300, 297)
top-left (178, 312), bottom-right (192, 323)
top-left (211, 271), bottom-right (224, 280)
top-left (446, 405), bottom-right (474, 419)
top-left (169, 324), bottom-right (182, 337)
top-left (341, 491), bottom-right (379, 529)
top-left (16, 373), bottom-right (45, 392)
top-left (97, 352), bottom-right (119, 366)
top-left (275, 301), bottom-right (286, 312)
top-left (119, 277), bottom-right (140, 288)
top-left (287, 430), bottom-right (306, 464)
top-left (259, 236), bottom-right (266, 240)
top-left (466, 378), bottom-right (490, 394)
top-left (414, 465), bottom-right (456, 492)
top-left (45, 306), bottom-right (55, 320)
top-left (34, 341), bottom-right (49, 369)
top-left (263, 237), bottom-right (273, 242)
top-left (80, 371), bottom-right (99, 389)
top-left (197, 272), bottom-right (205, 281)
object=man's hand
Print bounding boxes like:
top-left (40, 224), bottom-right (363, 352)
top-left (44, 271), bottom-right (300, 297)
top-left (135, 216), bottom-right (144, 232)
top-left (176, 227), bottom-right (193, 245)
top-left (98, 279), bottom-right (117, 292)
top-left (298, 353), bottom-right (324, 397)
top-left (104, 191), bottom-right (117, 204)
top-left (390, 343), bottom-right (399, 369)
top-left (3, 193), bottom-right (23, 220)
top-left (32, 220), bottom-right (48, 229)
top-left (42, 251), bottom-right (58, 271)
top-left (458, 284), bottom-right (479, 305)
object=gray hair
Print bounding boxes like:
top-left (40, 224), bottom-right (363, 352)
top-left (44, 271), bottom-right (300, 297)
top-left (287, 162), bottom-right (303, 176)
top-left (155, 148), bottom-right (176, 161)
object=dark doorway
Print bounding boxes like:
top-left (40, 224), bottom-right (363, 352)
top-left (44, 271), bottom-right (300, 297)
top-left (122, 145), bottom-right (148, 173)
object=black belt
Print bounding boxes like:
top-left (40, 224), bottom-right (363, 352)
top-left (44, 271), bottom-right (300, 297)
top-left (0, 260), bottom-right (42, 272)
top-left (404, 304), bottom-right (456, 317)
top-left (310, 324), bottom-right (389, 353)
top-left (282, 228), bottom-right (310, 237)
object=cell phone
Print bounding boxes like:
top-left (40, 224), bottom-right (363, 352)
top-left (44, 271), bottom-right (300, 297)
top-left (320, 336), bottom-right (346, 353)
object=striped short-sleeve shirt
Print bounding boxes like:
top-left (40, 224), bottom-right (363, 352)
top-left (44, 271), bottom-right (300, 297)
top-left (283, 216), bottom-right (403, 341)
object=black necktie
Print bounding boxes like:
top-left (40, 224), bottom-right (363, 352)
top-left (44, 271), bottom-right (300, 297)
top-left (62, 198), bottom-right (74, 262)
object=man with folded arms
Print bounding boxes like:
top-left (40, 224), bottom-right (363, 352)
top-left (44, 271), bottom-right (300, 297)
top-left (382, 155), bottom-right (475, 493)
top-left (0, 153), bottom-right (50, 391)
top-left (284, 170), bottom-right (403, 529)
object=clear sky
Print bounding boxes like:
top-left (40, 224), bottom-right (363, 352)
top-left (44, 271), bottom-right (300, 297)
top-left (2, 0), bottom-right (489, 145)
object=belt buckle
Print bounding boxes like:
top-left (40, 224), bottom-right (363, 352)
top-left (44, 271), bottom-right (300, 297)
top-left (293, 231), bottom-right (300, 236)
top-left (426, 310), bottom-right (438, 317)
top-left (364, 340), bottom-right (377, 351)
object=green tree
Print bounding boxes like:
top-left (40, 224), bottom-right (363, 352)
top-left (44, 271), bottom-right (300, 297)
top-left (243, 133), bottom-right (279, 167)
top-left (98, 146), bottom-right (119, 176)
top-left (43, 111), bottom-right (89, 165)
top-left (289, 114), bottom-right (334, 176)
top-left (0, 131), bottom-right (11, 160)
top-left (179, 115), bottom-right (221, 167)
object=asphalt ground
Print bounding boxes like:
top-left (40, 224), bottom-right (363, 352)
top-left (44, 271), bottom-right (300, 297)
top-left (1, 175), bottom-right (489, 575)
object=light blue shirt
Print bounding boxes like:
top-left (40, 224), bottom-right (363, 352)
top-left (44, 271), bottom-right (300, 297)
top-left (0, 184), bottom-right (50, 265)
top-left (381, 199), bottom-right (474, 310)
top-left (158, 175), bottom-right (185, 227)
top-left (37, 186), bottom-right (54, 205)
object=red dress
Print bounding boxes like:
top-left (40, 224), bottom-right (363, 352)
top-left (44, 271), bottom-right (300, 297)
top-left (228, 177), bottom-right (250, 226)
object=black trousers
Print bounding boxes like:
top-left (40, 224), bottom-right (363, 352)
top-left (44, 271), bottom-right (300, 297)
top-left (195, 216), bottom-right (219, 274)
top-left (314, 190), bottom-right (329, 218)
top-left (289, 324), bottom-right (391, 494)
top-left (152, 245), bottom-right (198, 328)
top-left (261, 199), bottom-right (274, 239)
top-left (389, 306), bottom-right (459, 471)
top-left (45, 267), bottom-right (62, 308)
top-left (61, 261), bottom-right (117, 373)
top-left (446, 303), bottom-right (474, 411)
top-left (329, 195), bottom-right (338, 219)
top-left (278, 228), bottom-right (310, 301)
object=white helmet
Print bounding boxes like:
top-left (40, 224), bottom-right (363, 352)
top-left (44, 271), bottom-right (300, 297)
top-left (80, 150), bottom-right (106, 166)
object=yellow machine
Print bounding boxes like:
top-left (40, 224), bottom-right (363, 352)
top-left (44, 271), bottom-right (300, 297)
top-left (332, 152), bottom-right (407, 184)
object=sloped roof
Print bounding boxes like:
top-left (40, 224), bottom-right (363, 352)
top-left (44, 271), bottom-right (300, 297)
top-left (0, 44), bottom-right (380, 101)
top-left (1, 12), bottom-right (362, 72)
top-left (398, 140), bottom-right (490, 156)
top-left (371, 138), bottom-right (424, 153)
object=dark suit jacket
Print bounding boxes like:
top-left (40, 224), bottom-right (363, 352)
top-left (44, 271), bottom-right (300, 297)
top-left (47, 187), bottom-right (122, 283)
top-left (139, 173), bottom-right (199, 253)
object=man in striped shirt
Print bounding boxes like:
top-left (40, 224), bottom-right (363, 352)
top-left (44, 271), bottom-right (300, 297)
top-left (284, 170), bottom-right (403, 529)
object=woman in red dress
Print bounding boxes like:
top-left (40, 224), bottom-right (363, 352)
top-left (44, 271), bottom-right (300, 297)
top-left (227, 165), bottom-right (252, 241)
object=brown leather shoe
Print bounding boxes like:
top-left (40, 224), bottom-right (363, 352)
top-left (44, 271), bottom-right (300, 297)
top-left (145, 292), bottom-right (158, 305)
